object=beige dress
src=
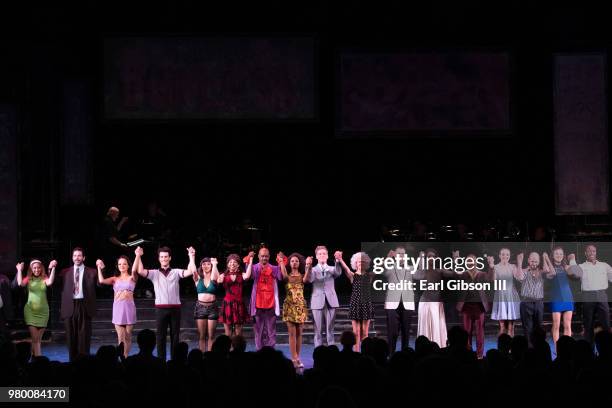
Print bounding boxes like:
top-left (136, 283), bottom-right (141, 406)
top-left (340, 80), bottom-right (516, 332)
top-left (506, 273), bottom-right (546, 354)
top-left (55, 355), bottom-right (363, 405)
top-left (416, 268), bottom-right (448, 347)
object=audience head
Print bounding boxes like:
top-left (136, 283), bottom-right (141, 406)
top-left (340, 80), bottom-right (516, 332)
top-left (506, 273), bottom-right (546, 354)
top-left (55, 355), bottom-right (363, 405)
top-left (510, 335), bottom-right (528, 361)
top-left (447, 326), bottom-right (469, 349)
top-left (556, 335), bottom-right (576, 360)
top-left (340, 331), bottom-right (356, 351)
top-left (211, 335), bottom-right (231, 354)
top-left (231, 335), bottom-right (247, 353)
top-left (173, 341), bottom-right (189, 362)
top-left (187, 348), bottom-right (203, 365)
top-left (136, 329), bottom-right (156, 355)
top-left (497, 333), bottom-right (512, 354)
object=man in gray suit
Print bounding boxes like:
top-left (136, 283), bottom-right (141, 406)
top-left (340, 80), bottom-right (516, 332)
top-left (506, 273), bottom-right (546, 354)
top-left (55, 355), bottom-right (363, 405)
top-left (384, 245), bottom-right (416, 354)
top-left (308, 245), bottom-right (342, 347)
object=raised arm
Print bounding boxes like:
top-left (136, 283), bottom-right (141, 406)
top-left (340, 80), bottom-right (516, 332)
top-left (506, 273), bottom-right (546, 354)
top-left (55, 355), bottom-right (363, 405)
top-left (566, 253), bottom-right (584, 278)
top-left (134, 247), bottom-right (148, 278)
top-left (182, 246), bottom-right (196, 278)
top-left (279, 254), bottom-right (288, 280)
top-left (303, 256), bottom-right (313, 283)
top-left (542, 252), bottom-right (556, 279)
top-left (412, 252), bottom-right (426, 280)
top-left (16, 262), bottom-right (25, 287)
top-left (242, 251), bottom-right (254, 280)
top-left (439, 250), bottom-right (461, 277)
top-left (332, 251), bottom-right (343, 278)
top-left (336, 253), bottom-right (354, 282)
top-left (211, 258), bottom-right (220, 282)
top-left (97, 259), bottom-right (115, 285)
top-left (513, 253), bottom-right (526, 281)
top-left (487, 256), bottom-right (496, 280)
top-left (45, 260), bottom-right (58, 286)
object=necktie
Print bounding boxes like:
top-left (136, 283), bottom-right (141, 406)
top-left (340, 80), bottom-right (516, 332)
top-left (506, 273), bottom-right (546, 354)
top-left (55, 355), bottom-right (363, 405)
top-left (321, 265), bottom-right (326, 278)
top-left (74, 267), bottom-right (80, 295)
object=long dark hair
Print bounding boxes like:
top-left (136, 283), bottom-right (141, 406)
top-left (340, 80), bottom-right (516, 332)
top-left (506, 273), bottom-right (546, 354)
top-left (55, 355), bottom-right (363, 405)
top-left (115, 255), bottom-right (132, 277)
top-left (287, 252), bottom-right (305, 274)
top-left (195, 257), bottom-right (212, 280)
top-left (551, 246), bottom-right (568, 267)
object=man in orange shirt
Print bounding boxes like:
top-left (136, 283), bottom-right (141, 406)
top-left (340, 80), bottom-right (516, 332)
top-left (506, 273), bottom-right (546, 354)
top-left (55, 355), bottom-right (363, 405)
top-left (249, 247), bottom-right (285, 349)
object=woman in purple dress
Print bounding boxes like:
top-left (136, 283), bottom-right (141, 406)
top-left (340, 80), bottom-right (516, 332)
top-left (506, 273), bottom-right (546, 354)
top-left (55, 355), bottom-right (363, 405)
top-left (97, 254), bottom-right (138, 358)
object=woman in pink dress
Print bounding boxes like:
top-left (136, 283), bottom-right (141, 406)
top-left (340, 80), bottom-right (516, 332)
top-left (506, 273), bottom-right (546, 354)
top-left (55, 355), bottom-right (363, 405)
top-left (97, 254), bottom-right (138, 358)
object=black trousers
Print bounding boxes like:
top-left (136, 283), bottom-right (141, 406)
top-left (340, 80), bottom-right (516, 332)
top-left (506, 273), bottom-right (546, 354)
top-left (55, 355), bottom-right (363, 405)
top-left (520, 300), bottom-right (543, 346)
top-left (64, 300), bottom-right (92, 362)
top-left (582, 295), bottom-right (610, 344)
top-left (386, 303), bottom-right (414, 354)
top-left (156, 307), bottom-right (181, 361)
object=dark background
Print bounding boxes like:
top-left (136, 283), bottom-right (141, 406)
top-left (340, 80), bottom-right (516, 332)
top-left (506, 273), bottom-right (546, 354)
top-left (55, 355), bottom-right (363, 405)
top-left (1, 1), bottom-right (610, 267)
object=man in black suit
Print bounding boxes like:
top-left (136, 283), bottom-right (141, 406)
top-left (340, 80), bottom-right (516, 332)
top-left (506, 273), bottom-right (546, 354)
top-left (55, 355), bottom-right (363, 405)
top-left (58, 247), bottom-right (102, 361)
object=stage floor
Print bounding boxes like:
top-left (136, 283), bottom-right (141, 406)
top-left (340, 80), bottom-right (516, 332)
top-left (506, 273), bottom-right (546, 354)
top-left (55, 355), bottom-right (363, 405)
top-left (34, 335), bottom-right (559, 369)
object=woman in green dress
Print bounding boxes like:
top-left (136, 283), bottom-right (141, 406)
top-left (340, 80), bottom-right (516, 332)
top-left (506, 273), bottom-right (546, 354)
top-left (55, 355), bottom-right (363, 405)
top-left (16, 259), bottom-right (57, 356)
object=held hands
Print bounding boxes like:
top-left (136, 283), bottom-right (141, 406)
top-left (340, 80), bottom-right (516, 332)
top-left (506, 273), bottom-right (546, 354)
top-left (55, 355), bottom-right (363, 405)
top-left (567, 253), bottom-right (576, 262)
top-left (276, 252), bottom-right (287, 265)
top-left (96, 259), bottom-right (105, 269)
top-left (487, 256), bottom-right (495, 268)
top-left (334, 251), bottom-right (343, 261)
top-left (244, 251), bottom-right (256, 265)
top-left (305, 256), bottom-right (313, 268)
top-left (517, 253), bottom-right (524, 266)
top-left (16, 262), bottom-right (24, 272)
top-left (187, 247), bottom-right (196, 258)
top-left (210, 258), bottom-right (218, 267)
top-left (452, 250), bottom-right (460, 258)
top-left (135, 246), bottom-right (144, 257)
top-left (48, 260), bottom-right (58, 270)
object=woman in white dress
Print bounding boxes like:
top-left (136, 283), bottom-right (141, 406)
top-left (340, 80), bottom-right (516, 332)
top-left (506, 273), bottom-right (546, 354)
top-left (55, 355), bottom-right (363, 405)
top-left (488, 248), bottom-right (522, 337)
top-left (414, 249), bottom-right (455, 348)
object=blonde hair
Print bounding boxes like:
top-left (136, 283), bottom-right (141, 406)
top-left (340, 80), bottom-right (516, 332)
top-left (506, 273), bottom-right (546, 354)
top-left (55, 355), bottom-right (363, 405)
top-left (314, 245), bottom-right (328, 255)
top-left (350, 252), bottom-right (371, 270)
top-left (27, 260), bottom-right (47, 281)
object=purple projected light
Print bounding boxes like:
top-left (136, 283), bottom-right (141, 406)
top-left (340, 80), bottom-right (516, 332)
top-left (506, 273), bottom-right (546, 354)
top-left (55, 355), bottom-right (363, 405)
top-left (340, 52), bottom-right (510, 132)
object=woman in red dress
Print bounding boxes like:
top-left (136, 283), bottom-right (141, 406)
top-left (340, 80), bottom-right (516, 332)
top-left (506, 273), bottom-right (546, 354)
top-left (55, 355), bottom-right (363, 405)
top-left (218, 252), bottom-right (253, 337)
